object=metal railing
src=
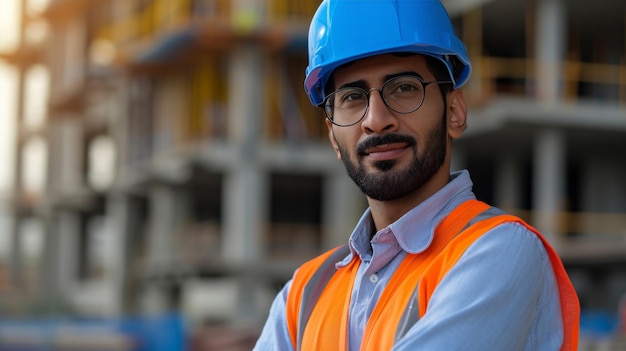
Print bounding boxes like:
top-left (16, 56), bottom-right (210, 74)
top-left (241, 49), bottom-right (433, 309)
top-left (471, 56), bottom-right (626, 105)
top-left (510, 209), bottom-right (626, 240)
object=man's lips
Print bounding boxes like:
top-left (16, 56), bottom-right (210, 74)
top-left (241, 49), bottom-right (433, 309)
top-left (363, 143), bottom-right (410, 161)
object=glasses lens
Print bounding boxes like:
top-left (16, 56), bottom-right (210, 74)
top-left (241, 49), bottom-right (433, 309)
top-left (382, 76), bottom-right (425, 114)
top-left (325, 87), bottom-right (368, 126)
top-left (323, 76), bottom-right (428, 126)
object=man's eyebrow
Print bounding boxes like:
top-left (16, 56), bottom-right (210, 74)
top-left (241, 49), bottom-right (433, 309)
top-left (384, 71), bottom-right (425, 82)
top-left (337, 80), bottom-right (367, 90)
top-left (336, 71), bottom-right (427, 90)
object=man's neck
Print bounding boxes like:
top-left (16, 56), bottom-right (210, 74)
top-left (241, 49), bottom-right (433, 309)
top-left (367, 170), bottom-right (451, 231)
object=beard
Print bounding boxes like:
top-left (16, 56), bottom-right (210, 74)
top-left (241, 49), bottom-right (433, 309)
top-left (336, 118), bottom-right (447, 201)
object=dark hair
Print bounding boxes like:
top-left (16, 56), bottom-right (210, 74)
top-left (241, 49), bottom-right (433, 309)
top-left (423, 55), bottom-right (454, 96)
top-left (393, 52), bottom-right (453, 97)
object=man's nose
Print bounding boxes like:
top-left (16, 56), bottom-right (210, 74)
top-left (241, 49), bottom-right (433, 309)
top-left (360, 90), bottom-right (399, 134)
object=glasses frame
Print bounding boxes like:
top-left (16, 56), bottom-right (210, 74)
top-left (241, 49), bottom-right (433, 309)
top-left (321, 75), bottom-right (452, 127)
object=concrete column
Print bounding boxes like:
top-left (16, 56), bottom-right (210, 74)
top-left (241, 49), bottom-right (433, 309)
top-left (223, 43), bottom-right (266, 263)
top-left (451, 147), bottom-right (468, 173)
top-left (46, 118), bottom-right (83, 196)
top-left (146, 183), bottom-right (186, 267)
top-left (494, 155), bottom-right (522, 211)
top-left (535, 0), bottom-right (567, 103)
top-left (322, 169), bottom-right (364, 250)
top-left (38, 211), bottom-right (80, 302)
top-left (103, 196), bottom-right (124, 315)
top-left (580, 156), bottom-right (626, 213)
top-left (532, 129), bottom-right (566, 247)
top-left (221, 29), bottom-right (269, 325)
top-left (7, 0), bottom-right (30, 293)
top-left (9, 65), bottom-right (26, 290)
top-left (139, 284), bottom-right (171, 315)
top-left (462, 8), bottom-right (484, 102)
top-left (8, 213), bottom-right (23, 292)
top-left (223, 166), bottom-right (266, 263)
top-left (107, 193), bottom-right (144, 314)
top-left (223, 161), bottom-right (267, 324)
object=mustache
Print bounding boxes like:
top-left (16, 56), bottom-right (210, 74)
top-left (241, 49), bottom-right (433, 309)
top-left (356, 134), bottom-right (417, 156)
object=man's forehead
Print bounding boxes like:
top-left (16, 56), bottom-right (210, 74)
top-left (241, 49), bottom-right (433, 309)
top-left (331, 53), bottom-right (432, 86)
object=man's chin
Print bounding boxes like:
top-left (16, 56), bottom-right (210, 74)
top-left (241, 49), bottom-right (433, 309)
top-left (372, 160), bottom-right (396, 172)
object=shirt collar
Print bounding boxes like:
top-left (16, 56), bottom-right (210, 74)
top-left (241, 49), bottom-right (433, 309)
top-left (339, 170), bottom-right (476, 266)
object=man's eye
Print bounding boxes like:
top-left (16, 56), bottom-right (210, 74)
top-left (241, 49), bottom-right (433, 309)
top-left (388, 81), bottom-right (421, 94)
top-left (397, 83), bottom-right (419, 92)
top-left (343, 91), bottom-right (366, 101)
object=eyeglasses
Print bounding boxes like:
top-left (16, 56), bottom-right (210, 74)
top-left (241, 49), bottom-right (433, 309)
top-left (322, 75), bottom-right (452, 127)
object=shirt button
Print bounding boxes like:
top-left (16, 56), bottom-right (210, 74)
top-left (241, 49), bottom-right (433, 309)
top-left (369, 274), bottom-right (379, 283)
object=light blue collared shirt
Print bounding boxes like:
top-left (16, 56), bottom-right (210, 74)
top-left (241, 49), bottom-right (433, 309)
top-left (254, 170), bottom-right (563, 350)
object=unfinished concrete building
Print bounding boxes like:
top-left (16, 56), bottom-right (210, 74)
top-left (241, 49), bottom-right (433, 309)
top-left (1, 0), bottom-right (625, 348)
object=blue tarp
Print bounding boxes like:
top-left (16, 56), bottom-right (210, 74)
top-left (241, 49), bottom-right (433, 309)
top-left (0, 313), bottom-right (187, 351)
top-left (580, 310), bottom-right (620, 339)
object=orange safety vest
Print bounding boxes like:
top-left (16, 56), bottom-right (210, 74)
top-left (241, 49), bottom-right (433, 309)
top-left (285, 200), bottom-right (580, 351)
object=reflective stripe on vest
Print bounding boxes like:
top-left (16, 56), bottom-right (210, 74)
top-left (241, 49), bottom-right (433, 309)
top-left (297, 244), bottom-right (352, 349)
top-left (285, 199), bottom-right (580, 351)
top-left (392, 205), bottom-right (507, 342)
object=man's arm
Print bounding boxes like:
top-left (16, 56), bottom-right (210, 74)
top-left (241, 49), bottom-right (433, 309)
top-left (394, 222), bottom-right (564, 351)
top-left (253, 280), bottom-right (295, 351)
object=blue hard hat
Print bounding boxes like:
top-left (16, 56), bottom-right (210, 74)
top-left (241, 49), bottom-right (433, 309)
top-left (304, 0), bottom-right (471, 106)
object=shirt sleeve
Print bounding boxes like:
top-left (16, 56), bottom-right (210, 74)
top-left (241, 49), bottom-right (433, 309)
top-left (253, 280), bottom-right (295, 351)
top-left (393, 222), bottom-right (564, 351)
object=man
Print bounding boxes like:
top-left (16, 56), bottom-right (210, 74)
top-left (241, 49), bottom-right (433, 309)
top-left (254, 0), bottom-right (580, 350)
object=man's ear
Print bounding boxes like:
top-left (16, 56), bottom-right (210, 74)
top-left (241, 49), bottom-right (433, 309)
top-left (446, 89), bottom-right (467, 139)
top-left (326, 119), bottom-right (342, 160)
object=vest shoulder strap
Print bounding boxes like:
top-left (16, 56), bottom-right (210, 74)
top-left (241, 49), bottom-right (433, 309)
top-left (416, 214), bottom-right (579, 351)
top-left (286, 244), bottom-right (351, 349)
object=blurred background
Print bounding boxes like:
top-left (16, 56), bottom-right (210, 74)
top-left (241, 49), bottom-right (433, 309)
top-left (0, 0), bottom-right (625, 350)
